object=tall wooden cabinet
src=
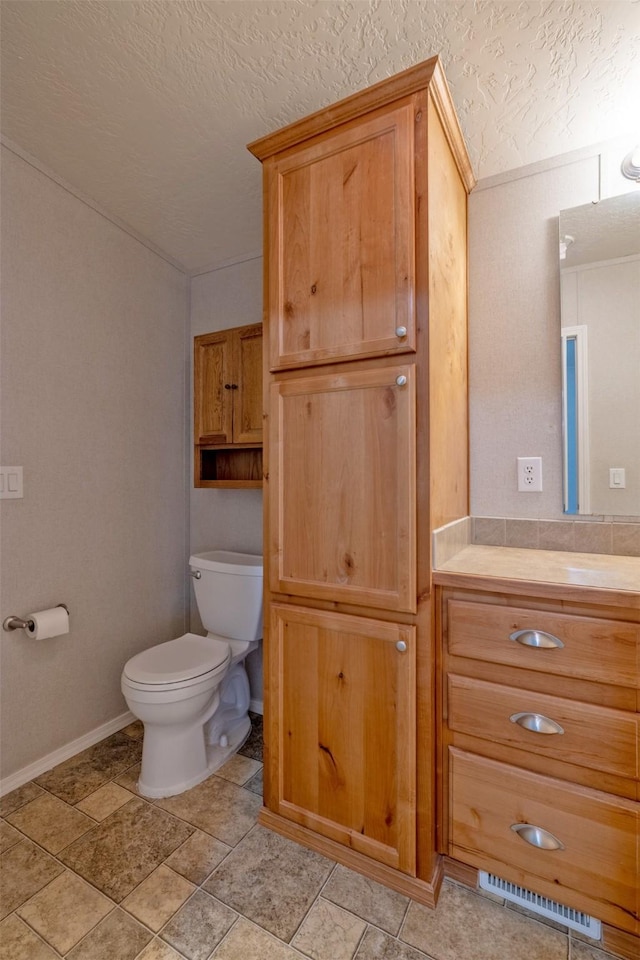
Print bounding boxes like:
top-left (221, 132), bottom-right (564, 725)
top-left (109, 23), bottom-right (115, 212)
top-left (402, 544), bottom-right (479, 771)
top-left (248, 57), bottom-right (475, 902)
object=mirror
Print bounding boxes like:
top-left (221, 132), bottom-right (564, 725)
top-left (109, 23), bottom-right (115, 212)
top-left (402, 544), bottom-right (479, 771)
top-left (559, 191), bottom-right (640, 516)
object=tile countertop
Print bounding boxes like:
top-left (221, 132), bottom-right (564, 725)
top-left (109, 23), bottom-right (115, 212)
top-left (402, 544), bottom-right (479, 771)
top-left (433, 545), bottom-right (640, 604)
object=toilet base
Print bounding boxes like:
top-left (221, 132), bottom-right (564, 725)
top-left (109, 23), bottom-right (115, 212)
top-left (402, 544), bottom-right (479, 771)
top-left (136, 714), bottom-right (252, 799)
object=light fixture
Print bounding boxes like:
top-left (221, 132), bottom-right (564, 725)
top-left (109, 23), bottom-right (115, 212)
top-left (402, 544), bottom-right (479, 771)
top-left (621, 145), bottom-right (640, 181)
top-left (559, 234), bottom-right (574, 260)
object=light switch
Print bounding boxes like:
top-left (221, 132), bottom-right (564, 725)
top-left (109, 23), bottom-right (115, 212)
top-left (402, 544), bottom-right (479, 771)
top-left (0, 467), bottom-right (23, 499)
top-left (609, 468), bottom-right (626, 489)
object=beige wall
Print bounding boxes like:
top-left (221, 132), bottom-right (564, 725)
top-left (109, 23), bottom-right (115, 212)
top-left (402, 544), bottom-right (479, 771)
top-left (0, 147), bottom-right (190, 779)
top-left (469, 151), bottom-right (600, 519)
top-left (189, 258), bottom-right (264, 703)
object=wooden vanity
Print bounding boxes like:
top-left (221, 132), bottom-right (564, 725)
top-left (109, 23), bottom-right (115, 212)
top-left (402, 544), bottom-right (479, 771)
top-left (435, 546), bottom-right (640, 957)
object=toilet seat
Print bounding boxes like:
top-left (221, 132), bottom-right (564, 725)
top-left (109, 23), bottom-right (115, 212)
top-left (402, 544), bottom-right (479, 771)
top-left (123, 633), bottom-right (230, 690)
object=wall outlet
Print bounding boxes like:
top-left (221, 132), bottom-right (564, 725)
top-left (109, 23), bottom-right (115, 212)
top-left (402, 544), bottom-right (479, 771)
top-left (517, 457), bottom-right (542, 492)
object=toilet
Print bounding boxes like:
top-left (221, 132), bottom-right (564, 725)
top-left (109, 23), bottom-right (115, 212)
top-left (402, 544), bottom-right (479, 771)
top-left (121, 551), bottom-right (262, 798)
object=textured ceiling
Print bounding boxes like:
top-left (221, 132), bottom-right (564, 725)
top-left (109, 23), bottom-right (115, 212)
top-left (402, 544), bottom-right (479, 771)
top-left (560, 191), bottom-right (640, 267)
top-left (1, 0), bottom-right (639, 275)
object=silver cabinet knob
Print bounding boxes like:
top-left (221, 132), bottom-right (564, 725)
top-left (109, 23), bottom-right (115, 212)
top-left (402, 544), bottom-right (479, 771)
top-left (395, 326), bottom-right (407, 338)
top-left (510, 629), bottom-right (564, 649)
top-left (511, 823), bottom-right (564, 850)
top-left (395, 375), bottom-right (407, 386)
top-left (396, 640), bottom-right (407, 652)
top-left (510, 712), bottom-right (564, 735)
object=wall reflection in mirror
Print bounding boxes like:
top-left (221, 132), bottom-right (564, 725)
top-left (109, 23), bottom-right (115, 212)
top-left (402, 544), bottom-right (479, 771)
top-left (560, 191), bottom-right (640, 516)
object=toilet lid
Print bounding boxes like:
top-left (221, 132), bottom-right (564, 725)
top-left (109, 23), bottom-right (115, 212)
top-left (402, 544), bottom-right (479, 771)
top-left (123, 633), bottom-right (230, 685)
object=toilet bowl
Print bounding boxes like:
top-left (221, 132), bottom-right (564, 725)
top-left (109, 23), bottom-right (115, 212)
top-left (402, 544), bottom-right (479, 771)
top-left (121, 551), bottom-right (262, 798)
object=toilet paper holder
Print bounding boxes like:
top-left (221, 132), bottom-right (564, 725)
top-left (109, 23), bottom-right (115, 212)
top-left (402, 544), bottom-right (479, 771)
top-left (3, 603), bottom-right (69, 632)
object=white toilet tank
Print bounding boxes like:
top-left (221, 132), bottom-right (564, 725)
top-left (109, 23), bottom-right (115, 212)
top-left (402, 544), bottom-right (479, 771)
top-left (189, 551), bottom-right (263, 642)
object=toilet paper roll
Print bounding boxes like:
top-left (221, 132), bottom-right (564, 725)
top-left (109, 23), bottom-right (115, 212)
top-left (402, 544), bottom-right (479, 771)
top-left (26, 606), bottom-right (69, 640)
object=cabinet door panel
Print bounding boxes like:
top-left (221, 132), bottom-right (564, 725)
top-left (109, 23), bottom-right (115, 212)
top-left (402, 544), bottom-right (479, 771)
top-left (270, 365), bottom-right (416, 612)
top-left (194, 332), bottom-right (234, 444)
top-left (267, 102), bottom-right (416, 370)
top-left (235, 326), bottom-right (263, 443)
top-left (270, 603), bottom-right (416, 873)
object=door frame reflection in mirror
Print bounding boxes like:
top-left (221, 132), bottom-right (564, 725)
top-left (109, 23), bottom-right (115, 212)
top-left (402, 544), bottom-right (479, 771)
top-left (561, 325), bottom-right (590, 514)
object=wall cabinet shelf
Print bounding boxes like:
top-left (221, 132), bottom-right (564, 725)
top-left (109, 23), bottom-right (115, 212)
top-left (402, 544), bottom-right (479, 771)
top-left (194, 323), bottom-right (263, 488)
top-left (197, 445), bottom-right (263, 489)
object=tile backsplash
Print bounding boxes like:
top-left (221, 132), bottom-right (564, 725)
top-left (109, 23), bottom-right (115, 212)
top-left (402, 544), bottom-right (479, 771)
top-left (433, 516), bottom-right (640, 564)
top-left (472, 516), bottom-right (640, 557)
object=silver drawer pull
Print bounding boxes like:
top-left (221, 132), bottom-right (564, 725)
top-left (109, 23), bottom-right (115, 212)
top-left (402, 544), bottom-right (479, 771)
top-left (395, 375), bottom-right (407, 386)
top-left (395, 326), bottom-right (407, 338)
top-left (510, 712), bottom-right (564, 735)
top-left (510, 629), bottom-right (564, 649)
top-left (511, 823), bottom-right (564, 850)
top-left (396, 640), bottom-right (407, 652)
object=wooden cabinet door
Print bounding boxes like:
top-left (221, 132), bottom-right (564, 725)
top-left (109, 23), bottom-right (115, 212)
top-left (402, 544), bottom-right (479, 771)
top-left (268, 603), bottom-right (416, 874)
top-left (194, 324), bottom-right (263, 445)
top-left (194, 331), bottom-right (234, 444)
top-left (234, 325), bottom-right (263, 443)
top-left (270, 364), bottom-right (416, 612)
top-left (266, 100), bottom-right (416, 371)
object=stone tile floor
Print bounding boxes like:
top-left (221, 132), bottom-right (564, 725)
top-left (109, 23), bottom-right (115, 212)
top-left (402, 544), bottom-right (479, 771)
top-left (0, 713), bottom-right (624, 960)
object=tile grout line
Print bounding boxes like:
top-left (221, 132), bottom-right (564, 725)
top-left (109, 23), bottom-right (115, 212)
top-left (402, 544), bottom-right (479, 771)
top-left (3, 725), bottom-right (626, 960)
top-left (1, 743), bottom-right (213, 956)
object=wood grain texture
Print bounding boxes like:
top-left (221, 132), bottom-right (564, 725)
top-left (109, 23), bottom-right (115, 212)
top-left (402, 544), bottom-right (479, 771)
top-left (446, 598), bottom-right (639, 688)
top-left (270, 603), bottom-right (416, 873)
top-left (433, 568), bottom-right (640, 610)
top-left (248, 55), bottom-right (475, 193)
top-left (426, 97), bottom-right (469, 532)
top-left (269, 365), bottom-right (416, 613)
top-left (266, 100), bottom-right (417, 371)
top-left (447, 673), bottom-right (638, 779)
top-left (194, 330), bottom-right (234, 444)
top-left (258, 806), bottom-right (443, 907)
top-left (437, 583), bottom-right (640, 940)
top-left (256, 59), bottom-right (472, 901)
top-left (196, 446), bottom-right (263, 488)
top-left (193, 323), bottom-right (263, 486)
top-left (449, 748), bottom-right (639, 933)
top-left (235, 325), bottom-right (264, 443)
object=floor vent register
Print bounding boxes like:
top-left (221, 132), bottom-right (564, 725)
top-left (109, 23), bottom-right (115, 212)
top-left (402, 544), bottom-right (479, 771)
top-left (478, 871), bottom-right (602, 939)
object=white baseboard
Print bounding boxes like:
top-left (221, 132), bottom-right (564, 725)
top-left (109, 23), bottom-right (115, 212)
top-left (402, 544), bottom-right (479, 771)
top-left (249, 699), bottom-right (263, 715)
top-left (0, 710), bottom-right (135, 798)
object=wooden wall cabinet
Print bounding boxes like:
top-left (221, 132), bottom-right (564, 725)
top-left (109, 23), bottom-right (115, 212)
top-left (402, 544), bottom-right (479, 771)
top-left (194, 323), bottom-right (263, 488)
top-left (437, 584), bottom-right (640, 942)
top-left (249, 56), bottom-right (474, 904)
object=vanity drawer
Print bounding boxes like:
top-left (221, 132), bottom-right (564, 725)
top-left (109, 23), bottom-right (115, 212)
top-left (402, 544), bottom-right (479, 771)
top-left (449, 748), bottom-right (640, 933)
top-left (447, 600), bottom-right (639, 688)
top-left (447, 674), bottom-right (639, 778)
